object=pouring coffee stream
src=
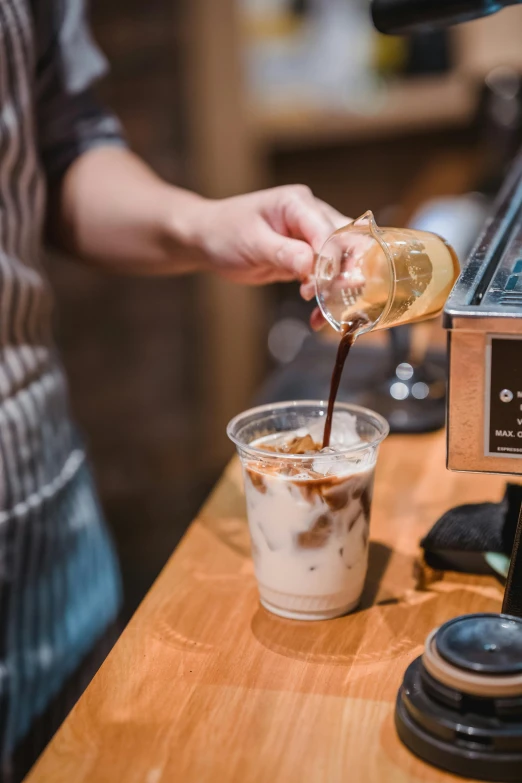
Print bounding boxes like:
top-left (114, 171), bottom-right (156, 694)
top-left (322, 314), bottom-right (369, 449)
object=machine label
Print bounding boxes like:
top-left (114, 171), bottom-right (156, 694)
top-left (486, 335), bottom-right (522, 457)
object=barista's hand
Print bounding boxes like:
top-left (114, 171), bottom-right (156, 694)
top-left (188, 185), bottom-right (348, 287)
top-left (53, 147), bottom-right (346, 331)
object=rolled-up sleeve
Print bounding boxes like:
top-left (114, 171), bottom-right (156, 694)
top-left (33, 0), bottom-right (126, 183)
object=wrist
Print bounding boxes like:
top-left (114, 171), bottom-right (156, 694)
top-left (160, 187), bottom-right (215, 273)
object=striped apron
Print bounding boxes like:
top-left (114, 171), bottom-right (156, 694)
top-left (0, 0), bottom-right (123, 776)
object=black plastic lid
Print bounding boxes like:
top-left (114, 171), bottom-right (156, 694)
top-left (436, 614), bottom-right (522, 674)
top-left (396, 657), bottom-right (522, 781)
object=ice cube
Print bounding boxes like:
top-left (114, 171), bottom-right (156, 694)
top-left (296, 513), bottom-right (333, 549)
top-left (321, 482), bottom-right (350, 511)
top-left (312, 456), bottom-right (340, 475)
top-left (286, 434), bottom-right (317, 454)
top-left (306, 412), bottom-right (361, 449)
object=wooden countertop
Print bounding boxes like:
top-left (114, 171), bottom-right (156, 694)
top-left (26, 431), bottom-right (509, 783)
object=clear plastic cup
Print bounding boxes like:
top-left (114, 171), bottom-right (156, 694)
top-left (315, 210), bottom-right (459, 335)
top-left (227, 401), bottom-right (389, 621)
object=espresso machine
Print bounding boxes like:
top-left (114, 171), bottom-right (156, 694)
top-left (371, 0), bottom-right (522, 34)
top-left (396, 143), bottom-right (522, 783)
top-left (370, 1), bottom-right (522, 779)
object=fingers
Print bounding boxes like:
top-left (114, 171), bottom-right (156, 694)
top-left (268, 185), bottom-right (339, 251)
top-left (261, 225), bottom-right (316, 280)
top-left (316, 199), bottom-right (351, 231)
top-left (300, 277), bottom-right (315, 301)
top-left (297, 201), bottom-right (348, 304)
top-left (256, 185), bottom-right (353, 288)
top-left (310, 306), bottom-right (327, 332)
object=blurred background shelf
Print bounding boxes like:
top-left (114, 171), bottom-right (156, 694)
top-left (251, 75), bottom-right (478, 148)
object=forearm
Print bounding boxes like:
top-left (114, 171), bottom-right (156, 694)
top-left (49, 143), bottom-right (347, 296)
top-left (49, 145), bottom-right (209, 275)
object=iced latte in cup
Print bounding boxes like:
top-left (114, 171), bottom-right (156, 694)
top-left (227, 401), bottom-right (389, 620)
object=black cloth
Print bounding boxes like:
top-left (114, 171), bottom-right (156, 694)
top-left (421, 484), bottom-right (522, 572)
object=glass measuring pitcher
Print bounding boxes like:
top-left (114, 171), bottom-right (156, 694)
top-left (314, 211), bottom-right (460, 335)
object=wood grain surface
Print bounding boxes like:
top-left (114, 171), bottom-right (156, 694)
top-left (25, 431), bottom-right (510, 783)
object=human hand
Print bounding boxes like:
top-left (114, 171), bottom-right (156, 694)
top-left (187, 186), bottom-right (348, 300)
top-left (56, 146), bottom-right (346, 334)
